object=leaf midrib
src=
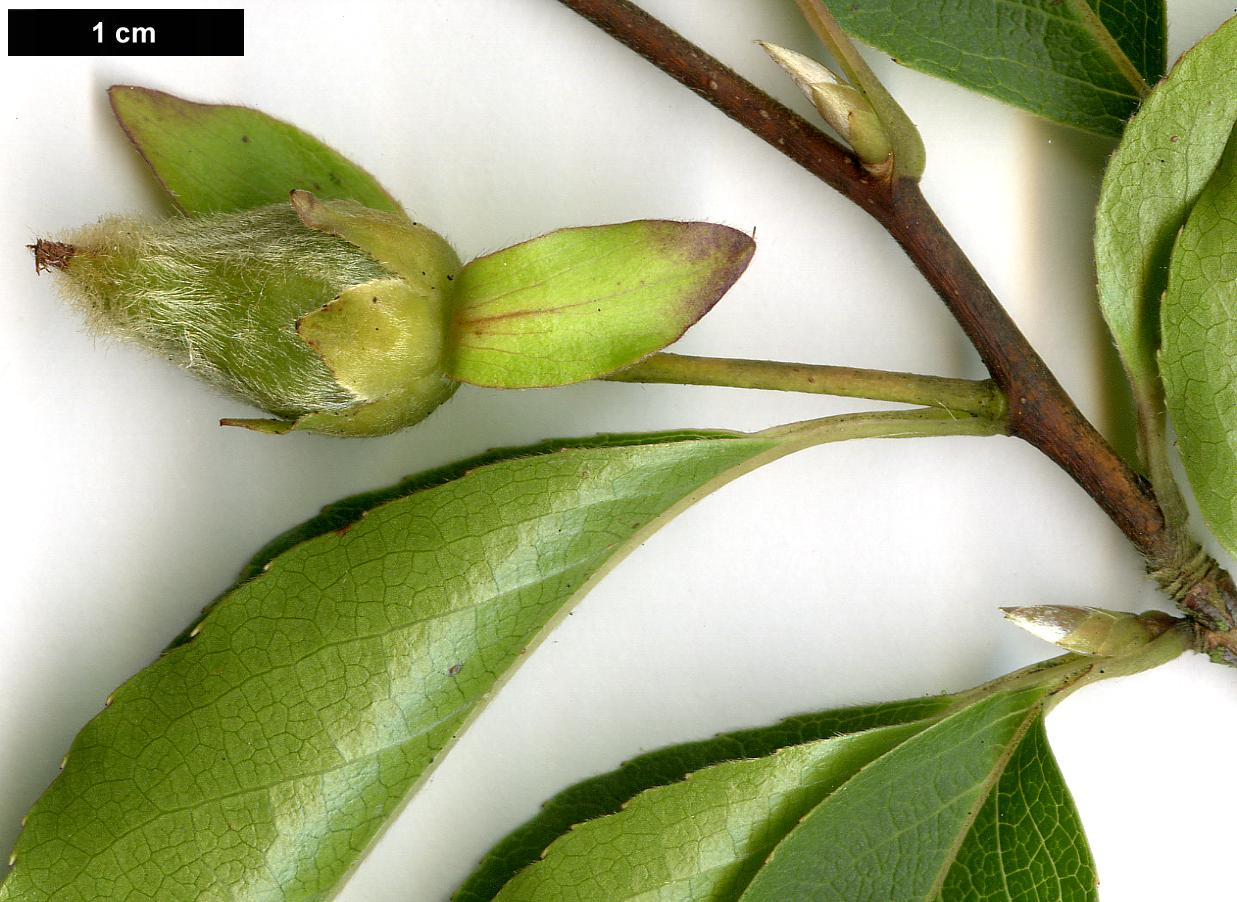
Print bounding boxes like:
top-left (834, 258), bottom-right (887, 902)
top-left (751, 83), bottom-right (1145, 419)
top-left (725, 689), bottom-right (1049, 901)
top-left (327, 437), bottom-right (793, 900)
top-left (925, 702), bottom-right (1044, 900)
top-left (1062, 0), bottom-right (1151, 96)
top-left (724, 710), bottom-right (955, 900)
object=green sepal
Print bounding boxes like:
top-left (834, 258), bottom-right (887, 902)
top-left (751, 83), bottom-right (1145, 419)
top-left (289, 190), bottom-right (460, 296)
top-left (284, 194), bottom-right (463, 437)
top-left (291, 277), bottom-right (459, 437)
top-left (298, 278), bottom-right (446, 398)
top-left (109, 86), bottom-right (403, 215)
top-left (447, 220), bottom-right (755, 388)
top-left (282, 376), bottom-right (459, 438)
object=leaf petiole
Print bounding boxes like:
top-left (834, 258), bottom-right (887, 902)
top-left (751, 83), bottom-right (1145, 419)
top-left (1133, 382), bottom-right (1192, 536)
top-left (606, 351), bottom-right (1004, 419)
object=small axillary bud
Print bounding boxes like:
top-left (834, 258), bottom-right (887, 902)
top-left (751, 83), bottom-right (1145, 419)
top-left (32, 194), bottom-right (462, 437)
top-left (757, 41), bottom-right (893, 170)
top-left (1002, 606), bottom-right (1178, 657)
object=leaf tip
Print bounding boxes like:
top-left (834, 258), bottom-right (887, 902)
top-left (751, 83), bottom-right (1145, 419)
top-left (679, 220), bottom-right (755, 268)
top-left (107, 83), bottom-right (182, 124)
top-left (691, 221), bottom-right (755, 293)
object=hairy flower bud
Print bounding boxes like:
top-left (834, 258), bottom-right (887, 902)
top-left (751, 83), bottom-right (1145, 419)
top-left (34, 194), bottom-right (460, 436)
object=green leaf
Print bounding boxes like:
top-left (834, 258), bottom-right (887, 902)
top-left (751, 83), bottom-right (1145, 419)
top-left (491, 720), bottom-right (931, 901)
top-left (739, 687), bottom-right (1053, 901)
top-left (940, 717), bottom-right (1097, 901)
top-left (456, 694), bottom-right (961, 902)
top-left (1095, 19), bottom-right (1237, 397)
top-left (0, 431), bottom-right (768, 901)
top-left (1160, 125), bottom-right (1237, 556)
top-left (830, 0), bottom-right (1164, 136)
top-left (446, 221), bottom-right (755, 388)
top-left (4, 410), bottom-right (968, 901)
top-left (109, 85), bottom-right (403, 215)
top-left (171, 431), bottom-right (741, 649)
top-left (476, 683), bottom-right (1098, 901)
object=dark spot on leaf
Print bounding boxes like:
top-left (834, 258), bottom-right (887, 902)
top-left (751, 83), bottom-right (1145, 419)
top-left (329, 172), bottom-right (342, 185)
top-left (312, 181), bottom-right (323, 190)
top-left (448, 663), bottom-right (463, 677)
top-left (446, 274), bottom-right (454, 281)
top-left (241, 134), bottom-right (250, 143)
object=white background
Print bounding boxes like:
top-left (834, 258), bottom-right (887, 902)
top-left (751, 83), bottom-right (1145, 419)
top-left (1, 1), bottom-right (1234, 899)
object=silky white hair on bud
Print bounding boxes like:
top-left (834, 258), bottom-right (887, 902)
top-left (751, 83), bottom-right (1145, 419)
top-left (52, 204), bottom-right (390, 418)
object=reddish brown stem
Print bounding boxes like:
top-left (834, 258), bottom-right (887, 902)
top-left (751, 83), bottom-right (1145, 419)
top-left (557, 0), bottom-right (1177, 564)
top-left (876, 183), bottom-right (1170, 558)
top-left (557, 0), bottom-right (888, 211)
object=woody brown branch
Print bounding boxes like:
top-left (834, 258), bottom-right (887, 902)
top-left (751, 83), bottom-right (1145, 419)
top-left (556, 0), bottom-right (1237, 640)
